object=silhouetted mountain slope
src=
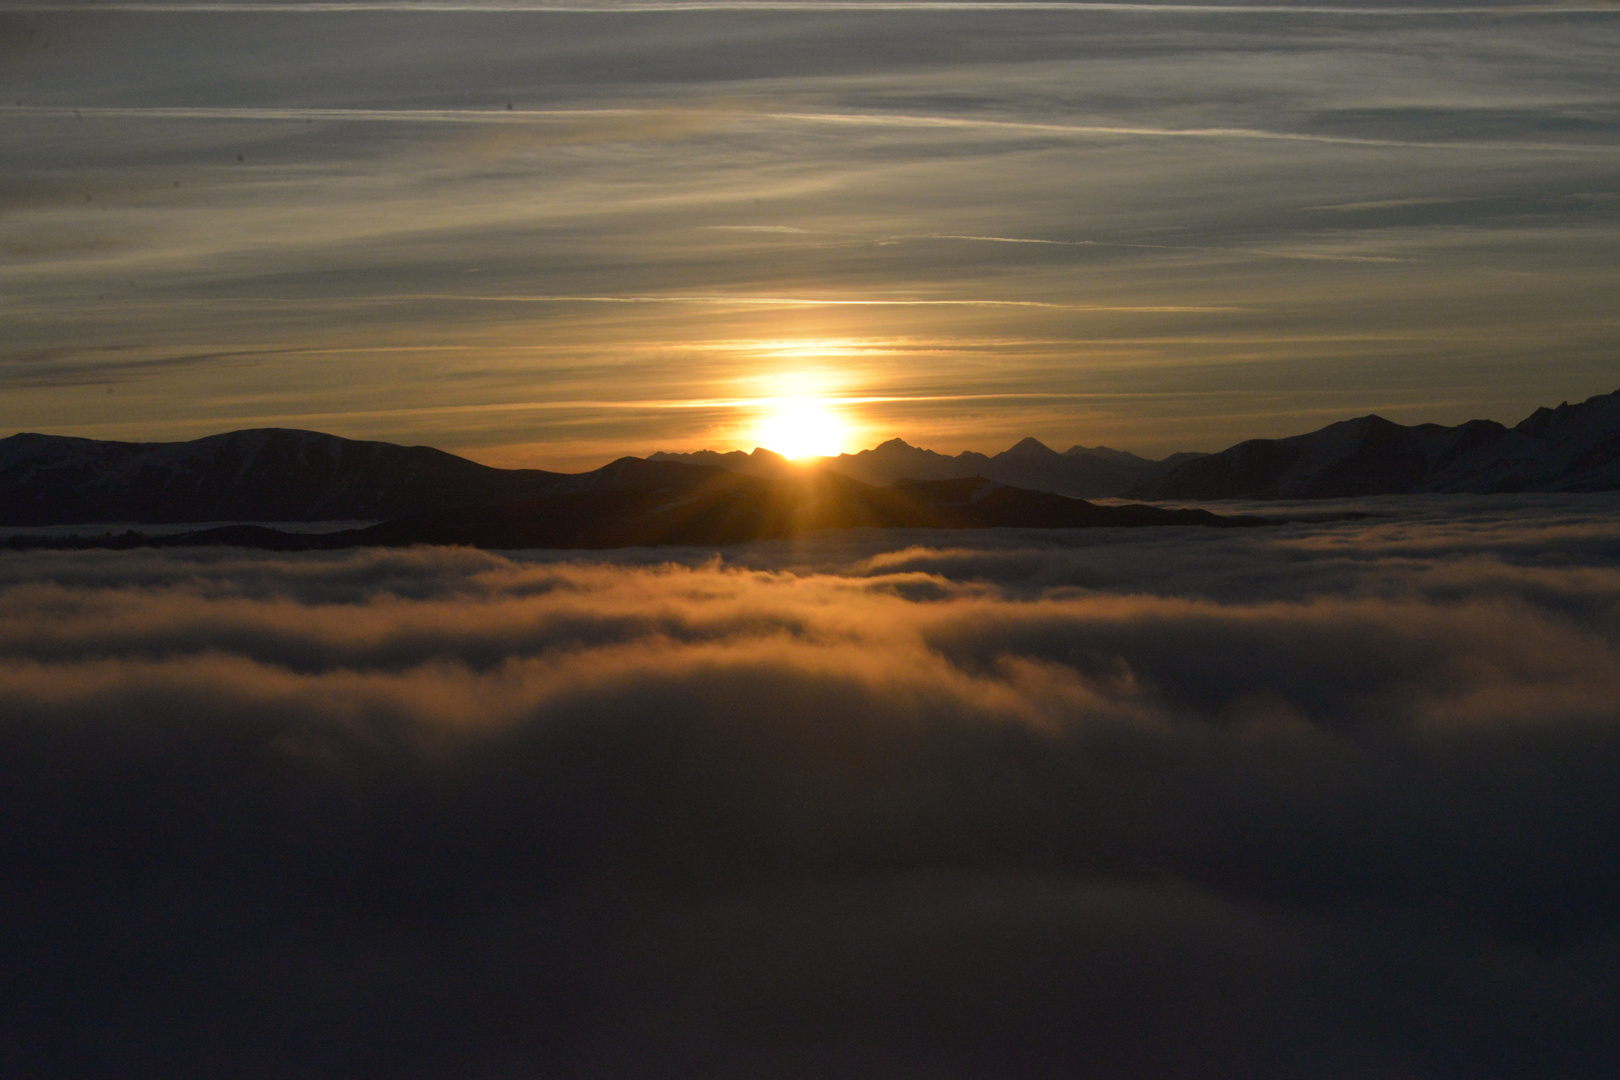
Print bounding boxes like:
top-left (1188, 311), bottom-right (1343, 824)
top-left (322, 465), bottom-right (1260, 548)
top-left (654, 437), bottom-right (1197, 498)
top-left (0, 428), bottom-right (567, 525)
top-left (13, 386), bottom-right (1615, 529)
top-left (1128, 389), bottom-right (1620, 500)
top-left (829, 438), bottom-right (997, 484)
top-left (12, 461), bottom-right (1263, 552)
top-left (646, 446), bottom-right (795, 478)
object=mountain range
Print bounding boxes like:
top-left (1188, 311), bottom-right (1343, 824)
top-left (657, 389), bottom-right (1620, 501)
top-left (3, 388), bottom-right (1617, 542)
top-left (1126, 388), bottom-right (1620, 500)
top-left (652, 438), bottom-right (1201, 499)
top-left (0, 428), bottom-right (566, 527)
top-left (8, 461), bottom-right (1259, 552)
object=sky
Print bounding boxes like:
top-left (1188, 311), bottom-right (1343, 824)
top-left (8, 10), bottom-right (1620, 1069)
top-left (5, 495), bottom-right (1620, 1075)
top-left (2, 0), bottom-right (1618, 468)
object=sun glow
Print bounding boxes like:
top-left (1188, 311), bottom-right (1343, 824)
top-left (751, 398), bottom-right (852, 460)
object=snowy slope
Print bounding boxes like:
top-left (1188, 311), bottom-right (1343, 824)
top-left (1130, 390), bottom-right (1620, 500)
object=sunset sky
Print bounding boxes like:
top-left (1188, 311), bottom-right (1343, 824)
top-left (4, 1), bottom-right (1619, 468)
top-left (7, 9), bottom-right (1620, 1072)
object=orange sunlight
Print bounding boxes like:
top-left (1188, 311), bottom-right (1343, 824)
top-left (750, 397), bottom-right (853, 459)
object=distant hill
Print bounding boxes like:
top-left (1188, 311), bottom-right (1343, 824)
top-left (1126, 389), bottom-right (1620, 501)
top-left (653, 437), bottom-right (1200, 498)
top-left (10, 459), bottom-right (1264, 552)
top-left (0, 428), bottom-right (567, 526)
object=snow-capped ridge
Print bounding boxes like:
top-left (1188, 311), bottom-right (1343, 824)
top-left (1129, 389), bottom-right (1620, 500)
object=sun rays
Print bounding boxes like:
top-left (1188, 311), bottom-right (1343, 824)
top-left (749, 396), bottom-right (853, 459)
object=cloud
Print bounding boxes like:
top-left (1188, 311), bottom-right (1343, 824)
top-left (3, 501), bottom-right (1619, 1075)
top-left (0, 345), bottom-right (286, 387)
top-left (5, 4), bottom-right (1620, 458)
top-left (5, 2), bottom-right (1617, 12)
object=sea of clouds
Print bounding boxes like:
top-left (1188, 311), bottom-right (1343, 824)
top-left (4, 494), bottom-right (1620, 1077)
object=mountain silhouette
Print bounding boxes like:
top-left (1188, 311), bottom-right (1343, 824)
top-left (0, 428), bottom-right (566, 526)
top-left (1127, 388), bottom-right (1620, 500)
top-left (10, 460), bottom-right (1263, 552)
top-left (7, 387), bottom-right (1618, 535)
top-left (653, 436), bottom-right (1193, 498)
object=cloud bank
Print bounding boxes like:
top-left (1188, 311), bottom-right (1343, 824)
top-left (3, 497), bottom-right (1619, 1076)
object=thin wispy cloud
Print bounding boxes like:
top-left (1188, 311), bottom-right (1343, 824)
top-left (340, 293), bottom-right (1248, 310)
top-left (892, 233), bottom-right (1415, 263)
top-left (9, 104), bottom-right (1618, 155)
top-left (4, 1), bottom-right (1618, 12)
top-left (767, 110), bottom-right (1620, 153)
top-left (4, 0), bottom-right (1617, 459)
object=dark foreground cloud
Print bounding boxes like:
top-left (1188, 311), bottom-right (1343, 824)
top-left (4, 499), bottom-right (1620, 1077)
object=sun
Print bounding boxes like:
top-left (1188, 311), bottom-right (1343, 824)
top-left (752, 398), bottom-right (851, 460)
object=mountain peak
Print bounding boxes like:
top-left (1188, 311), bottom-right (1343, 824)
top-left (651, 433), bottom-right (1189, 497)
top-left (1128, 387), bottom-right (1620, 500)
top-left (1063, 444), bottom-right (1157, 467)
top-left (1001, 437), bottom-right (1058, 458)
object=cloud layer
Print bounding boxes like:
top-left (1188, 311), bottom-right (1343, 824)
top-left (4, 497), bottom-right (1619, 1076)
